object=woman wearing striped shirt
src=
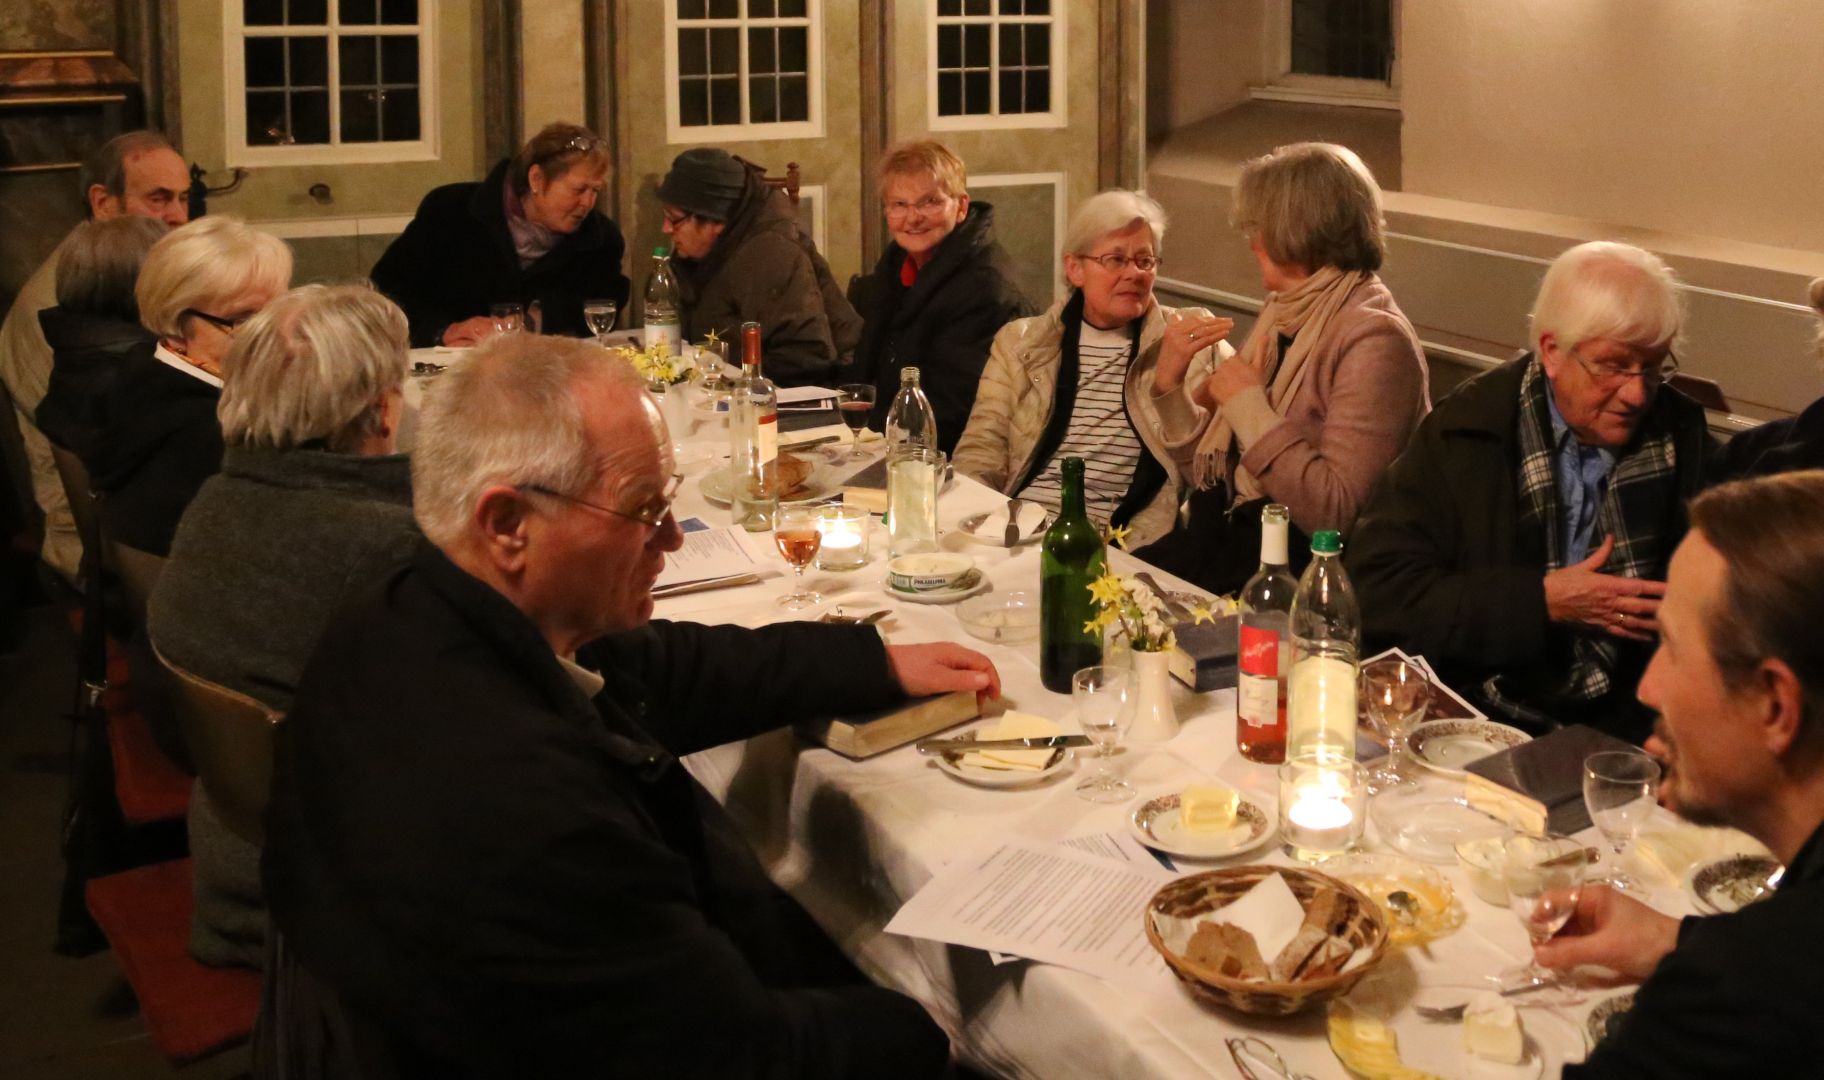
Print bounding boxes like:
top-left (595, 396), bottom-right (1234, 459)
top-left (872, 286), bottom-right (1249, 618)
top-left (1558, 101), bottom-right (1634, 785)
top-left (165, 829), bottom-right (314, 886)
top-left (952, 190), bottom-right (1233, 547)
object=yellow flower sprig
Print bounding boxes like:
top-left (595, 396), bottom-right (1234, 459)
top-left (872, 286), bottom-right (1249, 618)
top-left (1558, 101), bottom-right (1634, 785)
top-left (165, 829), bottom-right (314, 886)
top-left (614, 339), bottom-right (693, 386)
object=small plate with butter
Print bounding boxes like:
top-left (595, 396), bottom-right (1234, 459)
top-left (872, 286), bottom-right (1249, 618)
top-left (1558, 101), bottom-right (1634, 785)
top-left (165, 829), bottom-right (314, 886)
top-left (931, 712), bottom-right (1075, 788)
top-left (1128, 784), bottom-right (1275, 860)
top-left (1332, 976), bottom-right (1588, 1079)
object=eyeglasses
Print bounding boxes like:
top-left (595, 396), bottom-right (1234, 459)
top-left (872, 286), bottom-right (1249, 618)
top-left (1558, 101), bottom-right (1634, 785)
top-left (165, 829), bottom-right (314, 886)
top-left (519, 473), bottom-right (683, 529)
top-left (1226, 1037), bottom-right (1316, 1080)
top-left (562, 134), bottom-right (601, 154)
top-left (1568, 342), bottom-right (1680, 388)
top-left (185, 308), bottom-right (252, 333)
top-left (662, 208), bottom-right (699, 229)
top-left (885, 194), bottom-right (952, 221)
top-left (1076, 251), bottom-right (1160, 274)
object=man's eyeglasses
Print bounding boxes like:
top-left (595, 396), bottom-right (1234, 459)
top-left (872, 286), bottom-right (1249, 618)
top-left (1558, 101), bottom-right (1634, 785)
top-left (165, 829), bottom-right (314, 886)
top-left (885, 194), bottom-right (952, 221)
top-left (519, 473), bottom-right (683, 529)
top-left (662, 208), bottom-right (699, 229)
top-left (1077, 252), bottom-right (1160, 274)
top-left (1568, 343), bottom-right (1680, 388)
top-left (185, 308), bottom-right (252, 334)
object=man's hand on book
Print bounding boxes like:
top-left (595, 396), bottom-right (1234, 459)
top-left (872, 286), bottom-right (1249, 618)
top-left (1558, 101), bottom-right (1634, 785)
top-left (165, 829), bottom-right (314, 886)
top-left (1533, 884), bottom-right (1681, 984)
top-left (887, 643), bottom-right (1002, 703)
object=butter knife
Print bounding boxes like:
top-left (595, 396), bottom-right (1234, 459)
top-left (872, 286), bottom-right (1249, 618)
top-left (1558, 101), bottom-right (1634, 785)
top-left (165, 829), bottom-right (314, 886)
top-left (780, 434), bottom-right (840, 451)
top-left (915, 734), bottom-right (1090, 754)
top-left (1003, 496), bottom-right (1025, 546)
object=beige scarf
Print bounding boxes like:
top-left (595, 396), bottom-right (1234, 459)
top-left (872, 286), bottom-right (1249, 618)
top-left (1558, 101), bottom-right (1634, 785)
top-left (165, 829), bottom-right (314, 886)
top-left (1191, 265), bottom-right (1369, 496)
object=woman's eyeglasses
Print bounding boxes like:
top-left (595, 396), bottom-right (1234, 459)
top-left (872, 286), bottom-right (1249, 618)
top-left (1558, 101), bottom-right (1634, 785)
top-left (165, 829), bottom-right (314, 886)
top-left (885, 194), bottom-right (952, 221)
top-left (1077, 252), bottom-right (1160, 274)
top-left (185, 308), bottom-right (251, 333)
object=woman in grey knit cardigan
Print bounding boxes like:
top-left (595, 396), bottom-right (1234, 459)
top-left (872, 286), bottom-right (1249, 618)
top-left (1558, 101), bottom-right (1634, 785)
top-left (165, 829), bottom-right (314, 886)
top-left (148, 284), bottom-right (417, 968)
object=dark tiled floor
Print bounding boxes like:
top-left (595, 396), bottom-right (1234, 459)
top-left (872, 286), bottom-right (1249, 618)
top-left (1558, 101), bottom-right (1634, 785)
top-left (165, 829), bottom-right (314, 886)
top-left (0, 600), bottom-right (249, 1077)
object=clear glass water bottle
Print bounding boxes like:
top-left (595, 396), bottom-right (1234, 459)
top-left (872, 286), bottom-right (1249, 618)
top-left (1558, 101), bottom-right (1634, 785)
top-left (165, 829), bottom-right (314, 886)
top-left (728, 321), bottom-right (777, 532)
top-left (884, 366), bottom-right (937, 455)
top-left (643, 247), bottom-right (681, 358)
top-left (1287, 529), bottom-right (1361, 762)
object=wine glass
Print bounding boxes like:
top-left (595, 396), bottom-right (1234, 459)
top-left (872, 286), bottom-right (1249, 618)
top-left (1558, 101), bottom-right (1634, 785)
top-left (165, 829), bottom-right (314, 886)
top-left (1074, 666), bottom-right (1135, 803)
top-left (490, 302), bottom-right (524, 336)
top-left (773, 505), bottom-right (822, 609)
top-left (1360, 657), bottom-right (1430, 791)
top-left (837, 383), bottom-right (877, 461)
top-left (1497, 831), bottom-right (1587, 1001)
top-left (583, 299), bottom-right (619, 345)
top-left (1583, 750), bottom-right (1661, 893)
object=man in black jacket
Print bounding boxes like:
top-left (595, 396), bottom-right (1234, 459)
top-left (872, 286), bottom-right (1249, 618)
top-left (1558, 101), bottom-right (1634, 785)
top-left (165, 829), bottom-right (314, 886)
top-left (1536, 471), bottom-right (1824, 1077)
top-left (849, 139), bottom-right (1034, 453)
top-left (369, 122), bottom-right (629, 347)
top-left (263, 332), bottom-right (999, 1076)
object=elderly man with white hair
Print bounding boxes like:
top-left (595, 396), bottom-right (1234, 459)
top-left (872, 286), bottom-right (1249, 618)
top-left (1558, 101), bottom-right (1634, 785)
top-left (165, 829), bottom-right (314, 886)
top-left (262, 333), bottom-right (999, 1076)
top-left (149, 283), bottom-right (415, 969)
top-left (954, 188), bottom-right (1237, 547)
top-left (1349, 241), bottom-right (1720, 739)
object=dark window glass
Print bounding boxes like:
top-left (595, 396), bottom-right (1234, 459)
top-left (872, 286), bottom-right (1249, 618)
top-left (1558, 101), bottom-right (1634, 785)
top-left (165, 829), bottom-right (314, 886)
top-left (750, 76), bottom-right (777, 123)
top-left (937, 25), bottom-right (961, 69)
top-left (1025, 69), bottom-right (1049, 112)
top-left (380, 0), bottom-right (417, 24)
top-left (709, 27), bottom-right (739, 74)
top-left (678, 29), bottom-right (707, 76)
top-left (291, 37), bottom-right (328, 86)
top-left (382, 86), bottom-right (420, 139)
top-left (778, 0), bottom-right (806, 15)
top-left (938, 0), bottom-right (961, 16)
top-left (380, 35), bottom-right (418, 83)
top-left (678, 0), bottom-right (706, 17)
top-left (1291, 0), bottom-right (1391, 81)
top-left (937, 71), bottom-right (961, 116)
top-left (338, 0), bottom-right (375, 24)
top-left (246, 90), bottom-right (287, 142)
top-left (245, 0), bottom-right (284, 26)
top-left (999, 70), bottom-right (1021, 113)
top-left (341, 89), bottom-right (379, 141)
top-left (1027, 0), bottom-right (1050, 13)
top-left (708, 0), bottom-right (738, 17)
top-left (292, 89), bottom-right (331, 142)
top-left (1025, 23), bottom-right (1049, 65)
top-left (340, 36), bottom-right (378, 85)
top-left (778, 26), bottom-right (806, 72)
top-left (680, 79), bottom-right (709, 126)
top-left (292, 0), bottom-right (329, 23)
top-left (749, 27), bottom-right (776, 74)
top-left (779, 73), bottom-right (807, 121)
top-left (964, 24), bottom-right (989, 67)
top-left (999, 24), bottom-right (1021, 66)
top-left (963, 0), bottom-right (990, 14)
top-left (999, 0), bottom-right (1021, 12)
top-left (709, 76), bottom-right (741, 125)
top-left (246, 38), bottom-right (286, 87)
top-left (963, 70), bottom-right (990, 114)
top-left (748, 0), bottom-right (775, 15)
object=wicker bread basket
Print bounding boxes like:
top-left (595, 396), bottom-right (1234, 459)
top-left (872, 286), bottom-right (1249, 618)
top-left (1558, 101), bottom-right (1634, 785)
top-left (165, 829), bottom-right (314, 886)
top-left (1144, 865), bottom-right (1389, 1016)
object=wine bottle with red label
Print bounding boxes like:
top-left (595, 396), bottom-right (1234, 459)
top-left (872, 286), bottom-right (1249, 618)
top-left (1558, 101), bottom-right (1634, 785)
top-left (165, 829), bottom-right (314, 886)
top-left (1237, 504), bottom-right (1297, 763)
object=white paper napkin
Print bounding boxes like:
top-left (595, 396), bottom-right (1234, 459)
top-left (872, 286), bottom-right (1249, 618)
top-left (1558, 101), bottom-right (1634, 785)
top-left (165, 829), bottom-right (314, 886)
top-left (977, 501), bottom-right (1049, 544)
top-left (1154, 870), bottom-right (1307, 966)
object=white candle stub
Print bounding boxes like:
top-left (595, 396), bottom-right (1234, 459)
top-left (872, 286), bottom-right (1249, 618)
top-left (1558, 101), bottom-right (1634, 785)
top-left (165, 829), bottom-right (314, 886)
top-left (1289, 794), bottom-right (1353, 831)
top-left (821, 532), bottom-right (862, 550)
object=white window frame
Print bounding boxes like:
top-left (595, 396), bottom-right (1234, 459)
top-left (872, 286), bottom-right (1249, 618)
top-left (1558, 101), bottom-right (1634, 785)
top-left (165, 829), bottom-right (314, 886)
top-left (223, 1), bottom-right (441, 166)
top-left (795, 182), bottom-right (827, 252)
top-left (970, 171), bottom-right (1067, 302)
top-left (927, 3), bottom-right (1066, 132)
top-left (1252, 0), bottom-right (1400, 111)
top-left (663, 1), bottom-right (825, 145)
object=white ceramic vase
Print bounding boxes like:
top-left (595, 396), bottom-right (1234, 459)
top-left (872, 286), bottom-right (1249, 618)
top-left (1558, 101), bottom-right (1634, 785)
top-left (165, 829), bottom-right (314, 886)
top-left (1127, 649), bottom-right (1179, 745)
top-left (651, 381), bottom-right (692, 450)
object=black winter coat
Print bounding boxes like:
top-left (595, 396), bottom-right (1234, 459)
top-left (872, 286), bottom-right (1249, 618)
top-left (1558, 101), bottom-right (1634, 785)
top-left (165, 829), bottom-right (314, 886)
top-left (87, 339), bottom-right (224, 556)
top-left (35, 305), bottom-right (153, 460)
top-left (264, 540), bottom-right (950, 1078)
top-left (849, 202), bottom-right (1034, 455)
top-left (369, 159), bottom-right (629, 346)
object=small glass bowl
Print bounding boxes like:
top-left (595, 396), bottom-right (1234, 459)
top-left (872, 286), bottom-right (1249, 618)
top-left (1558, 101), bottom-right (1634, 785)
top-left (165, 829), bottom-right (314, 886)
top-left (1316, 852), bottom-right (1462, 946)
top-left (955, 590), bottom-right (1039, 645)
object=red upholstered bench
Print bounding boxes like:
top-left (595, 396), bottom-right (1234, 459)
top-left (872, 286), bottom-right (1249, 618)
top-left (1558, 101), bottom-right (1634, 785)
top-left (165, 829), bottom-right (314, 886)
top-left (85, 858), bottom-right (261, 1061)
top-left (106, 702), bottom-right (191, 825)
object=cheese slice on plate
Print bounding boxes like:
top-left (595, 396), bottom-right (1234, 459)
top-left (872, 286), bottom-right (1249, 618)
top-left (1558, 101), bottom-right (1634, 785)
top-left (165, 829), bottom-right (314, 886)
top-left (960, 712), bottom-right (1060, 771)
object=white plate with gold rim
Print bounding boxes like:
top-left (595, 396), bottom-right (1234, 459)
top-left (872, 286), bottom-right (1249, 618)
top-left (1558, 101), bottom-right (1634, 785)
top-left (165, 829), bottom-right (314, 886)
top-left (1407, 718), bottom-right (1532, 776)
top-left (1332, 978), bottom-right (1587, 1079)
top-left (929, 729), bottom-right (1075, 789)
top-left (1127, 790), bottom-right (1276, 860)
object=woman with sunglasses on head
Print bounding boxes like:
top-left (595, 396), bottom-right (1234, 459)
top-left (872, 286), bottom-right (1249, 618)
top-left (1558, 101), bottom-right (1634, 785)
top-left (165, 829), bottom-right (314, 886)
top-left (952, 189), bottom-right (1227, 546)
top-left (1134, 141), bottom-right (1429, 593)
top-left (90, 215), bottom-right (292, 556)
top-left (370, 122), bottom-right (629, 347)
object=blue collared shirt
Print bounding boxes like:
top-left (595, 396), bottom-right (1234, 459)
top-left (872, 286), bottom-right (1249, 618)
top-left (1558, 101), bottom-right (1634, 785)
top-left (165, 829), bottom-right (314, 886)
top-left (1547, 391), bottom-right (1616, 563)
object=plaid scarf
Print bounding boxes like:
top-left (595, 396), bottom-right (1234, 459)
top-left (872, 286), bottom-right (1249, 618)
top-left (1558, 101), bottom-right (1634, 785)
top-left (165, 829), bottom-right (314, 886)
top-left (1483, 360), bottom-right (1677, 723)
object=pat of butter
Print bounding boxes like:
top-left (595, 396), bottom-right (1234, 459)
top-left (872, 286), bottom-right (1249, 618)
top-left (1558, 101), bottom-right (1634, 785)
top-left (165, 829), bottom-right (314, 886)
top-left (1463, 992), bottom-right (1525, 1065)
top-left (1180, 783), bottom-right (1240, 834)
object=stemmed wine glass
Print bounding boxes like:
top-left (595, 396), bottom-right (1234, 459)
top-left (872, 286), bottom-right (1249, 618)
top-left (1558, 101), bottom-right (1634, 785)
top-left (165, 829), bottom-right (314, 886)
top-left (1497, 831), bottom-right (1587, 1002)
top-left (1074, 666), bottom-right (1135, 803)
top-left (1360, 657), bottom-right (1430, 791)
top-left (490, 302), bottom-right (524, 336)
top-left (773, 505), bottom-right (822, 609)
top-left (1583, 750), bottom-right (1661, 893)
top-left (837, 383), bottom-right (877, 461)
top-left (583, 299), bottom-right (619, 346)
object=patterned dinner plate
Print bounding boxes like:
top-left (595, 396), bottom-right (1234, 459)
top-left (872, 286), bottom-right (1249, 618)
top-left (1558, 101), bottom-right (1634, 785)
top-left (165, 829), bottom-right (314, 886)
top-left (1406, 718), bottom-right (1532, 776)
top-left (1128, 791), bottom-right (1276, 860)
top-left (1686, 853), bottom-right (1782, 915)
top-left (1585, 992), bottom-right (1635, 1049)
top-left (930, 729), bottom-right (1075, 789)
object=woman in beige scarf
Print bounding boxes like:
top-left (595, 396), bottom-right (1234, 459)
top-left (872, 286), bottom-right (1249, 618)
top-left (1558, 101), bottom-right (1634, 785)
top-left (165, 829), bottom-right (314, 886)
top-left (1135, 142), bottom-right (1430, 593)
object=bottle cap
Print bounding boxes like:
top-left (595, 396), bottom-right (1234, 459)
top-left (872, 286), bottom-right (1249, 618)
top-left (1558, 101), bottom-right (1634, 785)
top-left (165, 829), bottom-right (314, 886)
top-left (652, 246), bottom-right (669, 257)
top-left (1310, 529), bottom-right (1342, 554)
top-left (901, 366), bottom-right (921, 385)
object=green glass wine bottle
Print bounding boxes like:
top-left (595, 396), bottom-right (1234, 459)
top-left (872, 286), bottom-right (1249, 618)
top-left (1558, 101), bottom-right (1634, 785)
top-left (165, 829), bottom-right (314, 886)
top-left (1040, 457), bottom-right (1107, 693)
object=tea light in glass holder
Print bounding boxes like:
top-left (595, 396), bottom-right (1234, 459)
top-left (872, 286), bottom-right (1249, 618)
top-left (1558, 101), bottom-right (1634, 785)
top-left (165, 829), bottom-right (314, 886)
top-left (1279, 753), bottom-right (1367, 861)
top-left (815, 505), bottom-right (870, 571)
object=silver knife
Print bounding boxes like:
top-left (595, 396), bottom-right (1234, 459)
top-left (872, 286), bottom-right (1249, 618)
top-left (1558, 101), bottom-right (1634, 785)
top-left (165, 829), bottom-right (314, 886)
top-left (1003, 496), bottom-right (1025, 546)
top-left (915, 734), bottom-right (1091, 754)
top-left (780, 434), bottom-right (840, 451)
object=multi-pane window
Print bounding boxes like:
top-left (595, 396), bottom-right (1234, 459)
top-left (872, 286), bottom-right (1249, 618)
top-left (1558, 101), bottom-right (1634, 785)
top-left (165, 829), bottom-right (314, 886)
top-left (674, 0), bottom-right (813, 130)
top-left (1290, 0), bottom-right (1393, 83)
top-left (237, 0), bottom-right (428, 149)
top-left (935, 0), bottom-right (1053, 120)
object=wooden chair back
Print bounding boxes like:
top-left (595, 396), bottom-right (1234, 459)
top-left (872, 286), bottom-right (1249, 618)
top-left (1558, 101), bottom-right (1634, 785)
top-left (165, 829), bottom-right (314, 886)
top-left (49, 444), bottom-right (102, 573)
top-left (107, 537), bottom-right (166, 627)
top-left (152, 639), bottom-right (282, 845)
top-left (741, 156), bottom-right (802, 206)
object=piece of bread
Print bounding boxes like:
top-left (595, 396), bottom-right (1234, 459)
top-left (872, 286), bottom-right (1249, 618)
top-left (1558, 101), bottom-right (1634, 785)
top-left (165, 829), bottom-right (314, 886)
top-left (1297, 935), bottom-right (1355, 980)
top-left (1186, 921), bottom-right (1267, 981)
top-left (775, 452), bottom-right (813, 497)
top-left (1268, 887), bottom-right (1345, 982)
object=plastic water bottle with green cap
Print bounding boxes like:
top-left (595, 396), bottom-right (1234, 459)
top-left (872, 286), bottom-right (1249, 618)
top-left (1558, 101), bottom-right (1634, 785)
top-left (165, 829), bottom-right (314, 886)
top-left (1288, 529), bottom-right (1362, 761)
top-left (643, 246), bottom-right (681, 357)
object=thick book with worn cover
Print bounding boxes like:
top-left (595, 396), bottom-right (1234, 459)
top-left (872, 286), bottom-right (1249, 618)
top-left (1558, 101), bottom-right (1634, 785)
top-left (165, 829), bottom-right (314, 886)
top-left (1168, 614), bottom-right (1239, 692)
top-left (1463, 724), bottom-right (1639, 834)
top-left (797, 690), bottom-right (981, 759)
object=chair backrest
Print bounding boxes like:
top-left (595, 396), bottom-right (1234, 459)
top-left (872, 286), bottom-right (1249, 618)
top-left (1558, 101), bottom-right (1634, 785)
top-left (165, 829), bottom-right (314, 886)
top-left (107, 537), bottom-right (166, 626)
top-left (741, 156), bottom-right (802, 206)
top-left (49, 443), bottom-right (102, 572)
top-left (151, 639), bottom-right (282, 844)
top-left (1668, 371), bottom-right (1729, 413)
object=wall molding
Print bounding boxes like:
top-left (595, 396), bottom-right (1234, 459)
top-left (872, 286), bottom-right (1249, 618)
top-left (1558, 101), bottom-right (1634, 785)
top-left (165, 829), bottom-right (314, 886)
top-left (251, 213), bottom-right (412, 239)
top-left (973, 170), bottom-right (1067, 302)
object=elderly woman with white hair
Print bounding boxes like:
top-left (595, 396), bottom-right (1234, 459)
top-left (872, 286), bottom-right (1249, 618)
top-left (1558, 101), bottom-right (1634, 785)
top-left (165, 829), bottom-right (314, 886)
top-left (88, 215), bottom-right (292, 556)
top-left (1349, 241), bottom-right (1721, 740)
top-left (952, 189), bottom-right (1233, 545)
top-left (1136, 141), bottom-right (1428, 593)
top-left (147, 283), bottom-right (417, 968)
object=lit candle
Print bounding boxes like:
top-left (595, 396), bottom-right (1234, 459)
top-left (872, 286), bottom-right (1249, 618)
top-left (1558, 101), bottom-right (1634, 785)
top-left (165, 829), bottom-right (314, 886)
top-left (816, 507), bottom-right (869, 571)
top-left (1278, 753), bottom-right (1367, 861)
top-left (1288, 792), bottom-right (1353, 831)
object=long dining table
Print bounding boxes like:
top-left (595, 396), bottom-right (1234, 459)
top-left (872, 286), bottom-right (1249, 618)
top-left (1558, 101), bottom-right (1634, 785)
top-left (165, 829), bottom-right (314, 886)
top-left (406, 350), bottom-right (1713, 1078)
